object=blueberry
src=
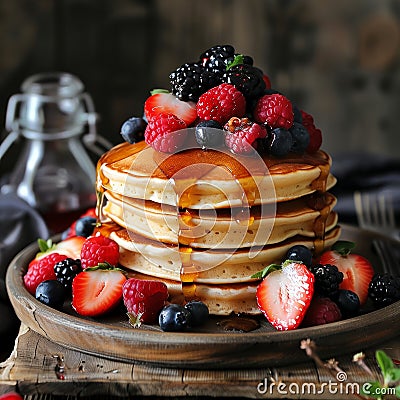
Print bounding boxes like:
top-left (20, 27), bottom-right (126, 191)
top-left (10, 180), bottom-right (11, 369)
top-left (35, 280), bottom-right (67, 309)
top-left (75, 216), bottom-right (97, 237)
top-left (335, 289), bottom-right (360, 317)
top-left (266, 128), bottom-right (293, 156)
top-left (285, 245), bottom-right (313, 267)
top-left (289, 122), bottom-right (310, 154)
top-left (120, 117), bottom-right (147, 144)
top-left (159, 304), bottom-right (191, 332)
top-left (184, 300), bottom-right (209, 327)
top-left (293, 104), bottom-right (303, 123)
top-left (195, 120), bottom-right (224, 149)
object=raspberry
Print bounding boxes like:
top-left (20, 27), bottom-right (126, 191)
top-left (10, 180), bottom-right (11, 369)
top-left (254, 93), bottom-right (294, 129)
top-left (196, 83), bottom-right (246, 125)
top-left (24, 253), bottom-right (68, 295)
top-left (301, 110), bottom-right (322, 153)
top-left (122, 278), bottom-right (169, 326)
top-left (144, 113), bottom-right (187, 153)
top-left (80, 234), bottom-right (120, 269)
top-left (302, 297), bottom-right (342, 327)
top-left (224, 117), bottom-right (266, 154)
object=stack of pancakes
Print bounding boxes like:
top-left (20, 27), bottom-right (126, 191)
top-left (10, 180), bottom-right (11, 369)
top-left (96, 140), bottom-right (340, 315)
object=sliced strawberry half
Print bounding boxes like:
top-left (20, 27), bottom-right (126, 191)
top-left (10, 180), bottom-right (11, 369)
top-left (254, 261), bottom-right (314, 330)
top-left (144, 91), bottom-right (197, 126)
top-left (318, 241), bottom-right (374, 305)
top-left (55, 236), bottom-right (86, 259)
top-left (30, 236), bottom-right (85, 263)
top-left (72, 264), bottom-right (127, 317)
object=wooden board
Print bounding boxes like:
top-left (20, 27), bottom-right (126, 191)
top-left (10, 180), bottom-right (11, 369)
top-left (5, 225), bottom-right (400, 369)
top-left (2, 325), bottom-right (397, 399)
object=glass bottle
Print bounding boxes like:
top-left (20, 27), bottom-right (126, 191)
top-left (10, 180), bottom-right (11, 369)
top-left (0, 72), bottom-right (112, 233)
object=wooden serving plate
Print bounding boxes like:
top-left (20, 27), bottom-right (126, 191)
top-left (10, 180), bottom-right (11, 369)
top-left (6, 224), bottom-right (400, 369)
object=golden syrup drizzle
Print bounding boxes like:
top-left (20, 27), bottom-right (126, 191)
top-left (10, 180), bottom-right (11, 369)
top-left (153, 148), bottom-right (263, 304)
top-left (92, 221), bottom-right (121, 237)
top-left (307, 192), bottom-right (332, 254)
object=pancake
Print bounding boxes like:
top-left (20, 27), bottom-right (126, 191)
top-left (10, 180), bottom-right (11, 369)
top-left (125, 270), bottom-right (259, 315)
top-left (96, 139), bottom-right (340, 315)
top-left (97, 142), bottom-right (336, 209)
top-left (103, 190), bottom-right (338, 248)
top-left (105, 224), bottom-right (341, 284)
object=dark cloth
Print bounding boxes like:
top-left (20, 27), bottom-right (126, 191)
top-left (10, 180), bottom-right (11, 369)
top-left (0, 193), bottom-right (48, 300)
top-left (330, 152), bottom-right (400, 225)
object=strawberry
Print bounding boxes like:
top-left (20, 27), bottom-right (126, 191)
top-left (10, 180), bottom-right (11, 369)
top-left (71, 264), bottom-right (127, 316)
top-left (24, 252), bottom-right (68, 294)
top-left (253, 261), bottom-right (314, 330)
top-left (318, 241), bottom-right (375, 305)
top-left (80, 234), bottom-right (120, 269)
top-left (55, 236), bottom-right (86, 259)
top-left (0, 392), bottom-right (23, 400)
top-left (144, 91), bottom-right (197, 126)
top-left (122, 278), bottom-right (169, 326)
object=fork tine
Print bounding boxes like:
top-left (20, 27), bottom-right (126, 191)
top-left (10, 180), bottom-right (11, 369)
top-left (372, 239), bottom-right (399, 276)
top-left (381, 193), bottom-right (396, 229)
top-left (354, 191), bottom-right (367, 228)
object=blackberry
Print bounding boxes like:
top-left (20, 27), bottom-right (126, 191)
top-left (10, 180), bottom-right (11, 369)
top-left (309, 264), bottom-right (344, 298)
top-left (368, 273), bottom-right (400, 308)
top-left (169, 62), bottom-right (219, 102)
top-left (54, 258), bottom-right (82, 289)
top-left (222, 64), bottom-right (266, 101)
top-left (195, 120), bottom-right (224, 149)
top-left (200, 45), bottom-right (253, 79)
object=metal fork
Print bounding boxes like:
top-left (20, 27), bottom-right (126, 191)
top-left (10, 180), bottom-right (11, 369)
top-left (354, 191), bottom-right (398, 238)
top-left (353, 191), bottom-right (399, 275)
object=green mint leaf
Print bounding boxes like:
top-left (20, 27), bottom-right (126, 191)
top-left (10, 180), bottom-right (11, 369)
top-left (395, 384), bottom-right (400, 398)
top-left (331, 240), bottom-right (355, 256)
top-left (251, 263), bottom-right (281, 279)
top-left (150, 88), bottom-right (170, 95)
top-left (38, 238), bottom-right (51, 253)
top-left (226, 54), bottom-right (244, 70)
top-left (376, 350), bottom-right (395, 378)
top-left (386, 367), bottom-right (400, 384)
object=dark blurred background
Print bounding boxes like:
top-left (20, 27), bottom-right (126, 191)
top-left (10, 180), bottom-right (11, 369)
top-left (1, 0), bottom-right (400, 159)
